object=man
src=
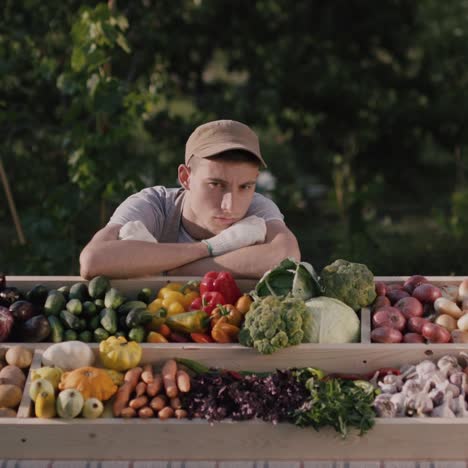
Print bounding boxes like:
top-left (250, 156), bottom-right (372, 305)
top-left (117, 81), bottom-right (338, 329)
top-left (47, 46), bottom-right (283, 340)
top-left (80, 119), bottom-right (300, 279)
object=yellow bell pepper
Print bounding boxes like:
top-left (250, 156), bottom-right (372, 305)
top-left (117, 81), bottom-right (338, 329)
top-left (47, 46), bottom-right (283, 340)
top-left (154, 282), bottom-right (200, 315)
top-left (157, 282), bottom-right (183, 298)
top-left (99, 336), bottom-right (142, 371)
top-left (146, 331), bottom-right (169, 343)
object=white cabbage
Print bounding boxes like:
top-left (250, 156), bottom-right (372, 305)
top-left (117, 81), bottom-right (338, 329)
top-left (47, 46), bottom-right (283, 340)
top-left (304, 296), bottom-right (360, 343)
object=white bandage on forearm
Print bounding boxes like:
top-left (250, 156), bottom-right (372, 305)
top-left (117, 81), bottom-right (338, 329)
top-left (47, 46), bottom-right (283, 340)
top-left (119, 221), bottom-right (158, 243)
top-left (203, 215), bottom-right (266, 256)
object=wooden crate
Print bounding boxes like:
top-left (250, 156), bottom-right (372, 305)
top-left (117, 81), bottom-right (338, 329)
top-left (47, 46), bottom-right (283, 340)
top-left (0, 275), bottom-right (466, 460)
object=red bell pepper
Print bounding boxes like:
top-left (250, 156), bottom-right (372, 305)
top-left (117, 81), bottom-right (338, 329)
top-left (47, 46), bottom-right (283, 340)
top-left (200, 271), bottom-right (241, 306)
top-left (190, 291), bottom-right (225, 315)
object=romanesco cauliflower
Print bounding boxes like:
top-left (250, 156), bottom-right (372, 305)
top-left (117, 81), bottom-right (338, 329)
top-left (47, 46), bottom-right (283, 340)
top-left (239, 295), bottom-right (308, 354)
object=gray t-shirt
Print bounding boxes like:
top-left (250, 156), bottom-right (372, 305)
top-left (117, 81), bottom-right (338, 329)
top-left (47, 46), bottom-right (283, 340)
top-left (108, 186), bottom-right (284, 242)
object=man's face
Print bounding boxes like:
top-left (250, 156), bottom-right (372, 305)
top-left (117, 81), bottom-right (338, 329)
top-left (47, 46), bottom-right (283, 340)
top-left (181, 157), bottom-right (259, 237)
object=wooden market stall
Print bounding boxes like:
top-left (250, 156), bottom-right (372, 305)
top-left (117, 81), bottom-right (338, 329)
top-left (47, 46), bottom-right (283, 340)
top-left (1, 276), bottom-right (467, 460)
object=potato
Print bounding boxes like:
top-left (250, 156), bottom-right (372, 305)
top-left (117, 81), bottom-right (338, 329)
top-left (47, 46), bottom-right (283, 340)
top-left (403, 333), bottom-right (425, 343)
top-left (0, 384), bottom-right (23, 409)
top-left (394, 297), bottom-right (423, 319)
top-left (412, 284), bottom-right (442, 304)
top-left (421, 322), bottom-right (451, 343)
top-left (371, 326), bottom-right (403, 343)
top-left (0, 365), bottom-right (26, 389)
top-left (434, 297), bottom-right (463, 319)
top-left (435, 314), bottom-right (458, 332)
top-left (403, 275), bottom-right (428, 294)
top-left (372, 307), bottom-right (406, 331)
top-left (0, 407), bottom-right (17, 418)
top-left (387, 289), bottom-right (410, 305)
top-left (5, 346), bottom-right (33, 369)
top-left (407, 316), bottom-right (430, 334)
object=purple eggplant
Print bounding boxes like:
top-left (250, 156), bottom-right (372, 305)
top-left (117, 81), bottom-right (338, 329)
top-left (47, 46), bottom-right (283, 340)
top-left (19, 314), bottom-right (51, 342)
top-left (9, 300), bottom-right (36, 322)
top-left (0, 306), bottom-right (14, 342)
top-left (0, 287), bottom-right (23, 307)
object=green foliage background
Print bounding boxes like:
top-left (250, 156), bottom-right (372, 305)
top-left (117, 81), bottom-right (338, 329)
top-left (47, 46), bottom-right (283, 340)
top-left (1, 0), bottom-right (468, 275)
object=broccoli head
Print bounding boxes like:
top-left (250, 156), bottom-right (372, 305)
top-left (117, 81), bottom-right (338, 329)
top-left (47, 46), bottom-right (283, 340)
top-left (238, 295), bottom-right (307, 354)
top-left (320, 259), bottom-right (376, 311)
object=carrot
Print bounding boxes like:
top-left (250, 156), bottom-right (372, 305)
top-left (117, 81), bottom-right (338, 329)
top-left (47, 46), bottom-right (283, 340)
top-left (146, 373), bottom-right (162, 397)
top-left (162, 359), bottom-right (178, 398)
top-left (138, 406), bottom-right (154, 419)
top-left (120, 407), bottom-right (136, 418)
top-left (158, 406), bottom-right (174, 420)
top-left (175, 409), bottom-right (188, 419)
top-left (141, 364), bottom-right (154, 384)
top-left (135, 381), bottom-right (147, 397)
top-left (176, 370), bottom-right (191, 393)
top-left (124, 367), bottom-right (143, 387)
top-left (150, 395), bottom-right (167, 411)
top-left (113, 367), bottom-right (143, 417)
top-left (129, 395), bottom-right (149, 410)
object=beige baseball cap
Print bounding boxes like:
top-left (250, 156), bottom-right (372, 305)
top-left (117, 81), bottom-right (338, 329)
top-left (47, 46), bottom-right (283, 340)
top-left (185, 120), bottom-right (267, 167)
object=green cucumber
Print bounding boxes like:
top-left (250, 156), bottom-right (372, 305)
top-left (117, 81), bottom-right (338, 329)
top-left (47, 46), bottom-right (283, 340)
top-left (59, 309), bottom-right (81, 330)
top-left (104, 288), bottom-right (125, 310)
top-left (44, 290), bottom-right (66, 316)
top-left (100, 308), bottom-right (117, 335)
top-left (47, 315), bottom-right (64, 343)
top-left (88, 276), bottom-right (111, 300)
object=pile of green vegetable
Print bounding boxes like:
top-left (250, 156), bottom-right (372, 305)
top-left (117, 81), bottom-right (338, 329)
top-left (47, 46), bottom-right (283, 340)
top-left (240, 257), bottom-right (376, 354)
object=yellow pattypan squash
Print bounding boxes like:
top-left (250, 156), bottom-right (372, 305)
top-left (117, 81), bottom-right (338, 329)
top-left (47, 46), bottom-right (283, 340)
top-left (98, 336), bottom-right (142, 371)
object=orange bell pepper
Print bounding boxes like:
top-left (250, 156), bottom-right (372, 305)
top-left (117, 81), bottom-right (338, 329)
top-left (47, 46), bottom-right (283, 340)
top-left (211, 304), bottom-right (243, 327)
top-left (235, 294), bottom-right (253, 315)
top-left (211, 318), bottom-right (240, 343)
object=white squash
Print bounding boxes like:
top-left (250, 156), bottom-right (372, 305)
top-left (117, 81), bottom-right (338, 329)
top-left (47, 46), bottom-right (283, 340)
top-left (41, 341), bottom-right (95, 370)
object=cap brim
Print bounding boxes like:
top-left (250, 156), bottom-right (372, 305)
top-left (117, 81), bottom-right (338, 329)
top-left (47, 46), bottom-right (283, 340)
top-left (195, 143), bottom-right (267, 168)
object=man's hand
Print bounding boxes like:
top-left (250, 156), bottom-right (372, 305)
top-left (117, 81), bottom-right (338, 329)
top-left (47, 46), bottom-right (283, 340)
top-left (203, 215), bottom-right (267, 256)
